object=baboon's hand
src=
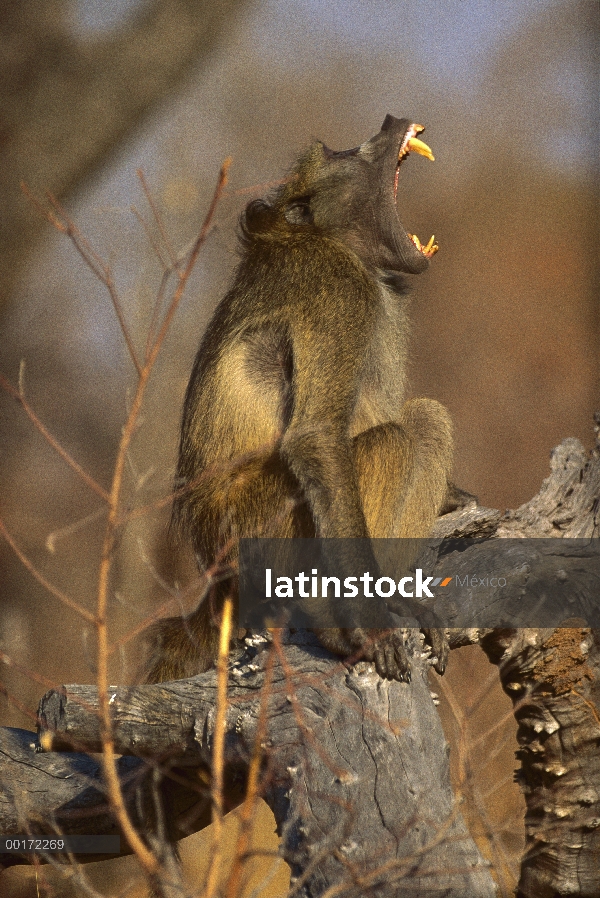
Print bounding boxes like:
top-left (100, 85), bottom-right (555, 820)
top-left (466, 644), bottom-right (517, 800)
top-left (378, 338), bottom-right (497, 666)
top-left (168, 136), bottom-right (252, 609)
top-left (387, 598), bottom-right (449, 676)
top-left (422, 628), bottom-right (448, 675)
top-left (350, 628), bottom-right (411, 682)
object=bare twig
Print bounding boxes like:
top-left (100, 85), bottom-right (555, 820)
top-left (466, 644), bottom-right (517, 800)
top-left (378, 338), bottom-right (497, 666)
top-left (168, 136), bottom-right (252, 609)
top-left (147, 158), bottom-right (231, 362)
top-left (46, 506), bottom-right (107, 554)
top-left (118, 438), bottom-right (279, 527)
top-left (0, 518), bottom-right (95, 623)
top-left (131, 204), bottom-right (170, 271)
top-left (92, 160), bottom-right (230, 880)
top-left (13, 160), bottom-right (254, 893)
top-left (54, 193), bottom-right (143, 378)
top-left (136, 170), bottom-right (177, 269)
top-left (225, 641), bottom-right (276, 898)
top-left (0, 675), bottom-right (46, 729)
top-left (204, 595), bottom-right (233, 898)
top-left (437, 672), bottom-right (519, 896)
top-left (21, 183), bottom-right (143, 376)
top-left (144, 268), bottom-right (171, 363)
top-left (0, 372), bottom-right (110, 503)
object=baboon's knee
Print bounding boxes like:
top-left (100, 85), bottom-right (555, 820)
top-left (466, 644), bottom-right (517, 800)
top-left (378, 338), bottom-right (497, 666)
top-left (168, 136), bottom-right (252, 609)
top-left (399, 398), bottom-right (453, 473)
top-left (354, 422), bottom-right (411, 474)
top-left (352, 423), bottom-right (411, 538)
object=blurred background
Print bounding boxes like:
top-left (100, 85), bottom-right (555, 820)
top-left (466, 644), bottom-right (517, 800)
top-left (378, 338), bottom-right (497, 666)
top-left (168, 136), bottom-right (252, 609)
top-left (0, 1), bottom-right (597, 895)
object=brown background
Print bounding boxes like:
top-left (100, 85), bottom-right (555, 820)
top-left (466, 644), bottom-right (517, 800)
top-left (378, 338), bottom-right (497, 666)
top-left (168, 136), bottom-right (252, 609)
top-left (0, 1), bottom-right (597, 895)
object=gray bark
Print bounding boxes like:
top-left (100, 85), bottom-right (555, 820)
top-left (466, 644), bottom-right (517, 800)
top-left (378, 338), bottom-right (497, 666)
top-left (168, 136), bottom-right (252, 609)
top-left (436, 421), bottom-right (600, 897)
top-left (0, 420), bottom-right (598, 896)
top-left (8, 632), bottom-right (497, 897)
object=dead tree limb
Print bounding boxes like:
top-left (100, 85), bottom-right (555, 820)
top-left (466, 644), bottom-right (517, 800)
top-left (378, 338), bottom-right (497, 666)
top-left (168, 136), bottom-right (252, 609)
top-left (5, 633), bottom-right (498, 897)
top-left (0, 421), bottom-right (599, 897)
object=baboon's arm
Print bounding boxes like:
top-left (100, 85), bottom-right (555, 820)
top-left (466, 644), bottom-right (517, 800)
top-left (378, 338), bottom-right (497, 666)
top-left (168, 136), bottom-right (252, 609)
top-left (279, 267), bottom-right (373, 540)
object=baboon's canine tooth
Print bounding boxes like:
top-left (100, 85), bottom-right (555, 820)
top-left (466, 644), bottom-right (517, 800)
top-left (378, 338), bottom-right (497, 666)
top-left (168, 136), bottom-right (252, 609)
top-left (407, 137), bottom-right (434, 161)
top-left (409, 233), bottom-right (438, 257)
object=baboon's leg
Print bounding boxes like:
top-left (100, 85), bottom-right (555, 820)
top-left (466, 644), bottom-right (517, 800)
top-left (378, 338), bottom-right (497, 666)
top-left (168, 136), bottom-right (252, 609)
top-left (180, 397), bottom-right (452, 577)
top-left (147, 400), bottom-right (453, 683)
top-left (208, 399), bottom-right (452, 550)
top-left (350, 399), bottom-right (454, 673)
top-left (145, 452), bottom-right (313, 683)
top-left (192, 450), bottom-right (314, 556)
top-left (355, 398), bottom-right (453, 539)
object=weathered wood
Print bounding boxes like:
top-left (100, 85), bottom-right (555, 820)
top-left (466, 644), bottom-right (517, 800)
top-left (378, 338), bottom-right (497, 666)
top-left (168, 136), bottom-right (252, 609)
top-left (0, 726), bottom-right (146, 865)
top-left (439, 425), bottom-right (600, 898)
top-left (498, 433), bottom-right (600, 539)
top-left (0, 424), bottom-right (598, 896)
top-left (482, 627), bottom-right (600, 898)
top-left (34, 632), bottom-right (497, 897)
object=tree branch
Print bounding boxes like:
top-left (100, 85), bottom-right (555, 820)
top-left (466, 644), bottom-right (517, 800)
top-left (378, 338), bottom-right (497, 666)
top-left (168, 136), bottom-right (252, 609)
top-left (1, 422), bottom-right (598, 896)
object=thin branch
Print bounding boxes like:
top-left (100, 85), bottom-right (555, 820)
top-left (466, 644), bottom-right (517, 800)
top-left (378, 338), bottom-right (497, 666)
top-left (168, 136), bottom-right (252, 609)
top-left (0, 518), bottom-right (95, 623)
top-left (0, 372), bottom-right (110, 503)
top-left (109, 549), bottom-right (233, 661)
top-left (18, 359), bottom-right (26, 395)
top-left (130, 204), bottom-right (169, 271)
top-left (225, 642), bottom-right (276, 898)
top-left (144, 268), bottom-right (171, 363)
top-left (109, 596), bottom-right (187, 656)
top-left (204, 595), bottom-right (233, 898)
top-left (436, 674), bottom-right (517, 896)
top-left (136, 169), bottom-right (177, 268)
top-left (11, 162), bottom-right (231, 888)
top-left (148, 158), bottom-right (232, 363)
top-left (50, 193), bottom-right (143, 378)
top-left (92, 161), bottom-right (231, 880)
top-left (47, 194), bottom-right (106, 275)
top-left (95, 367), bottom-right (163, 875)
top-left (109, 567), bottom-right (213, 658)
top-left (21, 183), bottom-right (143, 377)
top-left (0, 650), bottom-right (93, 699)
top-left (46, 506), bottom-right (107, 554)
top-left (0, 672), bottom-right (50, 729)
top-left (118, 437), bottom-right (280, 528)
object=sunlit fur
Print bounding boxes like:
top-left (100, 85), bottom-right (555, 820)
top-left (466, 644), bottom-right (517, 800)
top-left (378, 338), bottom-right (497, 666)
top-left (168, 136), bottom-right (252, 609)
top-left (146, 115), bottom-right (459, 685)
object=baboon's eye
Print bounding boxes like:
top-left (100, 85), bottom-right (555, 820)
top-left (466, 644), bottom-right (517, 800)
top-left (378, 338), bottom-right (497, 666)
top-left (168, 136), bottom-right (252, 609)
top-left (284, 199), bottom-right (313, 226)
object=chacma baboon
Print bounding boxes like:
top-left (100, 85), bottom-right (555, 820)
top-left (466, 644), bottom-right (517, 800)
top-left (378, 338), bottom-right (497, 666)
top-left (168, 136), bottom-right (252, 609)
top-left (147, 114), bottom-right (469, 686)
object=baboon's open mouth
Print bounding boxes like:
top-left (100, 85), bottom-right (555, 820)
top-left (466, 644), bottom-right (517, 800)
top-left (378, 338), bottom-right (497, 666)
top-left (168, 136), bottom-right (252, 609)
top-left (394, 124), bottom-right (438, 259)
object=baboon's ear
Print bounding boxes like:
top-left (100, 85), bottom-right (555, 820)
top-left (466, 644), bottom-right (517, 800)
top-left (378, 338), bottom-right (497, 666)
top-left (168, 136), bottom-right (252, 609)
top-left (242, 199), bottom-right (277, 235)
top-left (284, 197), bottom-right (314, 227)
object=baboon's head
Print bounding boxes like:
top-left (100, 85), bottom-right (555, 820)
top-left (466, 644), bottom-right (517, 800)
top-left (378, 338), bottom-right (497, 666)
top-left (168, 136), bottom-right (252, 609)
top-left (244, 114), bottom-right (438, 276)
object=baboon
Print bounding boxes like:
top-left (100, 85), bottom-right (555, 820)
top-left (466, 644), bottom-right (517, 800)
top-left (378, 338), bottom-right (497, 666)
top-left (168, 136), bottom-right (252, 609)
top-left (147, 114), bottom-right (468, 686)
